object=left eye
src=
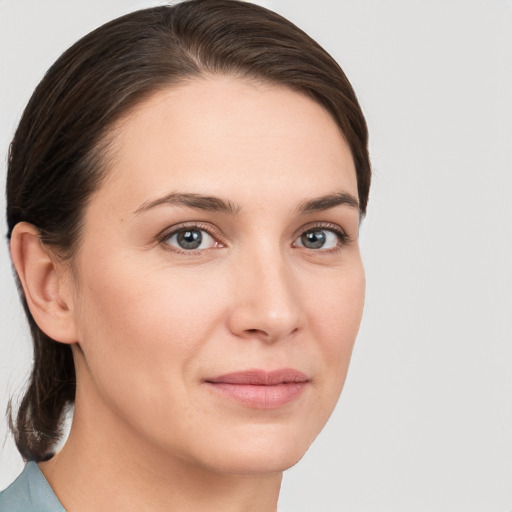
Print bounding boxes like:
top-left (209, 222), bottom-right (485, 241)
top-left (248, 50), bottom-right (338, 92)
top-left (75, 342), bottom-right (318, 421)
top-left (294, 229), bottom-right (341, 250)
top-left (164, 228), bottom-right (218, 251)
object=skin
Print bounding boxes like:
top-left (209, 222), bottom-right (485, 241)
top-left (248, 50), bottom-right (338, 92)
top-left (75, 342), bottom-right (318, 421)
top-left (13, 76), bottom-right (365, 512)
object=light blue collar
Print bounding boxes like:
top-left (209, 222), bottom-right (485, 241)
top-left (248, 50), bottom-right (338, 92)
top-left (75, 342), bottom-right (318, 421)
top-left (0, 461), bottom-right (65, 512)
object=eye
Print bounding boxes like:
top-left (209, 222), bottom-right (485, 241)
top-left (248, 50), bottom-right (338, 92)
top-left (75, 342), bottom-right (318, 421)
top-left (163, 227), bottom-right (220, 251)
top-left (294, 228), bottom-right (345, 250)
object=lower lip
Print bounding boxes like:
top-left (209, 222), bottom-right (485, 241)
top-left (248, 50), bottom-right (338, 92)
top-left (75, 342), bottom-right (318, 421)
top-left (205, 382), bottom-right (308, 409)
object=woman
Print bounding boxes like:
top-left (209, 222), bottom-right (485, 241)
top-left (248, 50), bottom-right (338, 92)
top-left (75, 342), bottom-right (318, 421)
top-left (0, 1), bottom-right (370, 510)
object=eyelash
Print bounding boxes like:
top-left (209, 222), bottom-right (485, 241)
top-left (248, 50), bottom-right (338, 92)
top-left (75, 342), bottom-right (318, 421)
top-left (157, 222), bottom-right (223, 254)
top-left (294, 222), bottom-right (350, 253)
top-left (157, 222), bottom-right (350, 254)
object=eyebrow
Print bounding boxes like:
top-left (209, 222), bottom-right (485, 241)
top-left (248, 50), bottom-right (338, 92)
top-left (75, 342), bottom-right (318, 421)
top-left (297, 192), bottom-right (360, 214)
top-left (134, 192), bottom-right (241, 216)
top-left (134, 191), bottom-right (360, 216)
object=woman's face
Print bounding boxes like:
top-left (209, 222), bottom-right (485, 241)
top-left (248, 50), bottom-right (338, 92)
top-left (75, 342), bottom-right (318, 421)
top-left (68, 76), bottom-right (365, 474)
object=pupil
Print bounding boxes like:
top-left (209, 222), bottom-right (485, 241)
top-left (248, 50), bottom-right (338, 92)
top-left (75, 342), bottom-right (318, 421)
top-left (302, 230), bottom-right (326, 249)
top-left (177, 230), bottom-right (202, 249)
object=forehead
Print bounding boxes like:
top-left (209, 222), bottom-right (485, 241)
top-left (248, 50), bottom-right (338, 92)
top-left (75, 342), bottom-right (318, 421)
top-left (94, 75), bottom-right (357, 213)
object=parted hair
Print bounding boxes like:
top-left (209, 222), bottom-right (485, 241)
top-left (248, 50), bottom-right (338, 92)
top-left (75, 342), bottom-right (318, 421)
top-left (6, 0), bottom-right (371, 461)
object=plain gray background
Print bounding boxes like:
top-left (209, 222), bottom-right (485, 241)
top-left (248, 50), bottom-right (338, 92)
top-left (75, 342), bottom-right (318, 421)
top-left (1, 1), bottom-right (511, 511)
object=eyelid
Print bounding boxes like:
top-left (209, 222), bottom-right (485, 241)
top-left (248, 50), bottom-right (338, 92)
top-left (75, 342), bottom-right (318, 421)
top-left (157, 221), bottom-right (225, 253)
top-left (292, 222), bottom-right (350, 249)
top-left (156, 221), bottom-right (350, 254)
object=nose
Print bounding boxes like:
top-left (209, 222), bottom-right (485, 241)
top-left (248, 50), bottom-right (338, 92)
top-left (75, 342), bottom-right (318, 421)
top-left (226, 248), bottom-right (302, 344)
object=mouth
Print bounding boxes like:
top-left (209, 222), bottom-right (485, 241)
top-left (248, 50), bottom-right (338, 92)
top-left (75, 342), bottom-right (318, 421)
top-left (204, 368), bottom-right (309, 409)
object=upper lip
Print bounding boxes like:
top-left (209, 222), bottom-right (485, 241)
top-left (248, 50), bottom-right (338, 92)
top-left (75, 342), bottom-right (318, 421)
top-left (205, 368), bottom-right (309, 386)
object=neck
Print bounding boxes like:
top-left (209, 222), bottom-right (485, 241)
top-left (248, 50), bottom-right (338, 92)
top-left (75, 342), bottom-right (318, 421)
top-left (39, 384), bottom-right (282, 512)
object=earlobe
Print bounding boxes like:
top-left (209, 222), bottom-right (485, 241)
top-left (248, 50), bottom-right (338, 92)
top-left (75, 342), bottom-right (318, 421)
top-left (9, 222), bottom-right (78, 344)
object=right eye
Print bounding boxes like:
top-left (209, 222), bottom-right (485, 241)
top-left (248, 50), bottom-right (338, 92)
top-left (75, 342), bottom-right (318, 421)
top-left (163, 227), bottom-right (220, 251)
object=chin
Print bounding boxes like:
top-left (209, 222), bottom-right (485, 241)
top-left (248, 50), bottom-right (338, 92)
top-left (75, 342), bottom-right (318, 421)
top-left (185, 421), bottom-right (322, 476)
top-left (205, 446), bottom-right (308, 476)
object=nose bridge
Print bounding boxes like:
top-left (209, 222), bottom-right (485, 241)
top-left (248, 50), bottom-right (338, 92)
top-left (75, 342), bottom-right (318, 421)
top-left (228, 237), bottom-right (301, 342)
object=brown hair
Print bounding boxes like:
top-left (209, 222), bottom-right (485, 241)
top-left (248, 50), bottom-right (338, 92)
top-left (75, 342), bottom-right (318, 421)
top-left (6, 0), bottom-right (371, 461)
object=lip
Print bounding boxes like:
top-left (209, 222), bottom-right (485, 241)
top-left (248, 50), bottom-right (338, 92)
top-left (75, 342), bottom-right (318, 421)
top-left (204, 368), bottom-right (309, 409)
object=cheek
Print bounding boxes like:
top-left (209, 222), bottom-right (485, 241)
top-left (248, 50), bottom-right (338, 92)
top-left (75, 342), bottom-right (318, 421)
top-left (305, 262), bottom-right (365, 387)
top-left (75, 252), bottom-right (224, 344)
top-left (71, 254), bottom-right (227, 404)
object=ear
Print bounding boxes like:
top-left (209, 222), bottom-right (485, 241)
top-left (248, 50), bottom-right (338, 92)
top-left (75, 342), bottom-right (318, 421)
top-left (10, 222), bottom-right (78, 344)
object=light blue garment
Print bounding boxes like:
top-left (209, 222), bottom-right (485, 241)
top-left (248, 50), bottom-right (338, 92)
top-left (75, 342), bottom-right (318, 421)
top-left (0, 461), bottom-right (65, 512)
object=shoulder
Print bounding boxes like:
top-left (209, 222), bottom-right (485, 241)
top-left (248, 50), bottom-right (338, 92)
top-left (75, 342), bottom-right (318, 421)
top-left (0, 461), bottom-right (65, 512)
